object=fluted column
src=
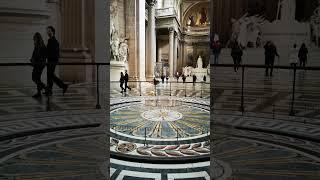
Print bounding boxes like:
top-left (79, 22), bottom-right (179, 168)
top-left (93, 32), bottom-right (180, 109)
top-left (173, 33), bottom-right (178, 74)
top-left (146, 0), bottom-right (157, 80)
top-left (138, 0), bottom-right (146, 81)
top-left (168, 27), bottom-right (174, 77)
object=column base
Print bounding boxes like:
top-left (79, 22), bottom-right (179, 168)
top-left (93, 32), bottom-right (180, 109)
top-left (60, 48), bottom-right (93, 83)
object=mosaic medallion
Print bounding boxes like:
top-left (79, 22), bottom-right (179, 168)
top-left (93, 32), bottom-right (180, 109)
top-left (110, 98), bottom-right (210, 140)
top-left (141, 109), bottom-right (183, 122)
top-left (116, 143), bottom-right (136, 153)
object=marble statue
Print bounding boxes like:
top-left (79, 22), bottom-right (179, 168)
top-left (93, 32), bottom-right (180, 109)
top-left (119, 39), bottom-right (129, 62)
top-left (279, 0), bottom-right (296, 22)
top-left (196, 56), bottom-right (203, 68)
top-left (183, 66), bottom-right (193, 77)
top-left (311, 3), bottom-right (320, 46)
top-left (229, 13), bottom-right (265, 48)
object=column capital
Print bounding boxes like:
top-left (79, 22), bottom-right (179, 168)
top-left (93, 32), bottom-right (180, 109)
top-left (168, 27), bottom-right (174, 33)
top-left (149, 0), bottom-right (157, 7)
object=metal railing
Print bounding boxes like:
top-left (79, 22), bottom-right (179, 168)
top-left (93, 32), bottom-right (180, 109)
top-left (210, 63), bottom-right (320, 118)
top-left (0, 62), bottom-right (109, 112)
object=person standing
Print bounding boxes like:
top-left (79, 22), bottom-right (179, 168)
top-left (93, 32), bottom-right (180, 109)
top-left (45, 26), bottom-right (68, 96)
top-left (211, 34), bottom-right (222, 64)
top-left (264, 41), bottom-right (279, 77)
top-left (231, 42), bottom-right (243, 72)
top-left (120, 72), bottom-right (125, 93)
top-left (182, 74), bottom-right (186, 83)
top-left (124, 70), bottom-right (131, 92)
top-left (298, 43), bottom-right (308, 68)
top-left (203, 75), bottom-right (207, 82)
top-left (192, 74), bottom-right (197, 86)
top-left (289, 44), bottom-right (299, 67)
top-left (30, 32), bottom-right (47, 98)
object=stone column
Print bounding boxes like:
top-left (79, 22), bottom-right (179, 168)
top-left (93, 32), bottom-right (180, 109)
top-left (138, 0), bottom-right (146, 81)
top-left (168, 27), bottom-right (174, 77)
top-left (173, 33), bottom-right (178, 74)
top-left (146, 0), bottom-right (157, 80)
top-left (60, 0), bottom-right (93, 83)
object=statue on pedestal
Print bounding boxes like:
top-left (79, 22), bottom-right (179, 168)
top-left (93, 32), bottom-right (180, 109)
top-left (196, 56), bottom-right (203, 68)
top-left (277, 0), bottom-right (296, 22)
top-left (311, 3), bottom-right (320, 47)
top-left (229, 13), bottom-right (265, 48)
top-left (119, 39), bottom-right (129, 62)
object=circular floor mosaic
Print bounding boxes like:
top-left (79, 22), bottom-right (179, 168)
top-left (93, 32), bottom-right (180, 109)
top-left (141, 109), bottom-right (183, 122)
top-left (110, 97), bottom-right (209, 140)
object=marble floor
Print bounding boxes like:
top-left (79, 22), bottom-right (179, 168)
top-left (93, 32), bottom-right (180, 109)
top-left (0, 65), bottom-right (319, 179)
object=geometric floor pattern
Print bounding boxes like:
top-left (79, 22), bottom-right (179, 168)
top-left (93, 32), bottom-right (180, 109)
top-left (0, 65), bottom-right (319, 179)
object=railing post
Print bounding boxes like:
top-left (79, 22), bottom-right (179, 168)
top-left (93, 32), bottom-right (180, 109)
top-left (170, 82), bottom-right (172, 96)
top-left (46, 62), bottom-right (51, 111)
top-left (272, 104), bottom-right (275, 119)
top-left (240, 65), bottom-right (245, 113)
top-left (96, 64), bottom-right (101, 109)
top-left (46, 96), bottom-right (51, 111)
top-left (144, 127), bottom-right (147, 146)
top-left (185, 82), bottom-right (187, 97)
top-left (176, 129), bottom-right (179, 145)
top-left (140, 81), bottom-right (142, 96)
top-left (290, 64), bottom-right (297, 116)
top-left (200, 82), bottom-right (203, 98)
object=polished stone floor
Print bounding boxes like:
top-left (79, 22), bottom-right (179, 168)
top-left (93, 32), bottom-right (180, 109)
top-left (0, 65), bottom-right (319, 179)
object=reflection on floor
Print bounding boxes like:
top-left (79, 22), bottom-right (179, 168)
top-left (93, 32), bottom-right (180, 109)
top-left (0, 66), bottom-right (319, 179)
top-left (0, 110), bottom-right (107, 179)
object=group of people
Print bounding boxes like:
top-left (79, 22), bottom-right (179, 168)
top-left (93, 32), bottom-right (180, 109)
top-left (30, 26), bottom-right (68, 98)
top-left (219, 40), bottom-right (309, 76)
top-left (119, 70), bottom-right (131, 93)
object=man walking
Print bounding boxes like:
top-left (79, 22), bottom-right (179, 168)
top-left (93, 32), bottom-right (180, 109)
top-left (45, 26), bottom-right (68, 96)
top-left (124, 70), bottom-right (131, 92)
top-left (264, 41), bottom-right (279, 77)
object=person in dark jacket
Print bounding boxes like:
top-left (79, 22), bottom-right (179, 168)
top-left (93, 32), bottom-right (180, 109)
top-left (298, 43), bottom-right (308, 68)
top-left (264, 41), bottom-right (279, 77)
top-left (211, 40), bottom-right (222, 64)
top-left (45, 26), bottom-right (68, 96)
top-left (231, 42), bottom-right (243, 72)
top-left (30, 32), bottom-right (47, 98)
top-left (120, 72), bottom-right (125, 93)
top-left (124, 70), bottom-right (131, 92)
top-left (192, 74), bottom-right (197, 85)
top-left (182, 74), bottom-right (186, 83)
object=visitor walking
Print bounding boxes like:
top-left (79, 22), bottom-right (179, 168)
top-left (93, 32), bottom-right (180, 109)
top-left (264, 41), bottom-right (279, 77)
top-left (124, 70), bottom-right (131, 92)
top-left (45, 26), bottom-right (68, 96)
top-left (211, 34), bottom-right (222, 64)
top-left (120, 72), bottom-right (125, 93)
top-left (30, 32), bottom-right (47, 98)
top-left (182, 74), bottom-right (186, 83)
top-left (192, 74), bottom-right (197, 85)
top-left (298, 43), bottom-right (308, 68)
top-left (161, 75), bottom-right (165, 84)
top-left (289, 44), bottom-right (299, 67)
top-left (231, 42), bottom-right (243, 72)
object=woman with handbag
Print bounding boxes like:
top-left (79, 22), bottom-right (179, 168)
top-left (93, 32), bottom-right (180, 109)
top-left (30, 32), bottom-right (47, 98)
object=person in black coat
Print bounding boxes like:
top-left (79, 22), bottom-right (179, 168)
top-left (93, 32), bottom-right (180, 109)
top-left (120, 72), bottom-right (125, 93)
top-left (45, 26), bottom-right (68, 96)
top-left (30, 32), bottom-right (47, 98)
top-left (264, 41), bottom-right (279, 77)
top-left (298, 43), bottom-right (308, 68)
top-left (231, 42), bottom-right (243, 72)
top-left (192, 74), bottom-right (197, 85)
top-left (124, 70), bottom-right (131, 92)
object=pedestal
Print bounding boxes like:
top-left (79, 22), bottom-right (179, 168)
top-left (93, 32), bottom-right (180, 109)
top-left (110, 61), bottom-right (127, 82)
